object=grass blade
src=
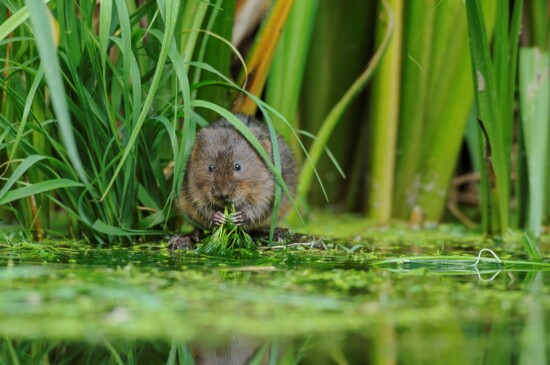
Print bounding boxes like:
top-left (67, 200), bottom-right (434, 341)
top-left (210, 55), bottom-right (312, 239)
top-left (101, 0), bottom-right (180, 200)
top-left (0, 1), bottom-right (52, 42)
top-left (91, 219), bottom-right (160, 236)
top-left (0, 179), bottom-right (83, 205)
top-left (24, 0), bottom-right (88, 183)
top-left (0, 155), bottom-right (46, 200)
top-left (521, 232), bottom-right (543, 261)
top-left (465, 0), bottom-right (518, 236)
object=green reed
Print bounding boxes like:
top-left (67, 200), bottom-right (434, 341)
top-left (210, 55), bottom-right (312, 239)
top-left (465, 0), bottom-right (522, 236)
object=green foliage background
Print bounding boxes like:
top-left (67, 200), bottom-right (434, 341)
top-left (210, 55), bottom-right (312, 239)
top-left (0, 0), bottom-right (548, 243)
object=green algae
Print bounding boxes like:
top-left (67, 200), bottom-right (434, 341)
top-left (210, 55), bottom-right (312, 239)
top-left (0, 224), bottom-right (549, 363)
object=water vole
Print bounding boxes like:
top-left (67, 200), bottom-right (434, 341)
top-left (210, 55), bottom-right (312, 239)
top-left (170, 115), bottom-right (297, 249)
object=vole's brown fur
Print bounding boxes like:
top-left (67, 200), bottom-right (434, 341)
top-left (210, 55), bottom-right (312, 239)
top-left (176, 115), bottom-right (297, 237)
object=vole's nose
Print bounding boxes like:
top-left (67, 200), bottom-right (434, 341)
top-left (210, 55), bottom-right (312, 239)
top-left (212, 189), bottom-right (231, 202)
top-left (216, 194), bottom-right (229, 201)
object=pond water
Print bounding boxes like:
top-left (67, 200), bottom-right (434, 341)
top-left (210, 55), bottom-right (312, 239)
top-left (0, 225), bottom-right (549, 364)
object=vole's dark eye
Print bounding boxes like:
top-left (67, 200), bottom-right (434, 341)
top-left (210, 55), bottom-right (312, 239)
top-left (234, 163), bottom-right (241, 171)
top-left (208, 164), bottom-right (214, 173)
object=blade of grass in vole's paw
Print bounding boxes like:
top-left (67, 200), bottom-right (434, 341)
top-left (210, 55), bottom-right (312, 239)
top-left (198, 206), bottom-right (258, 258)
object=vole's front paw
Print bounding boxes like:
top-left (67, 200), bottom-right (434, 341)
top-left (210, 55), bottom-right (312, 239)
top-left (168, 230), bottom-right (200, 251)
top-left (231, 211), bottom-right (247, 226)
top-left (212, 211), bottom-right (226, 226)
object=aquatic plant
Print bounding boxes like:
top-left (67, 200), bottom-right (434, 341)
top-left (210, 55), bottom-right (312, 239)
top-left (198, 206), bottom-right (257, 258)
top-left (1, 232), bottom-right (549, 363)
top-left (465, 0), bottom-right (522, 236)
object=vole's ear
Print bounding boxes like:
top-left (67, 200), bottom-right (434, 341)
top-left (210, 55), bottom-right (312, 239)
top-left (195, 128), bottom-right (210, 145)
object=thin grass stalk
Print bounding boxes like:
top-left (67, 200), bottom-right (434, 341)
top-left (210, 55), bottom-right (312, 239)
top-left (494, 0), bottom-right (522, 229)
top-left (160, 30), bottom-right (195, 232)
top-left (521, 232), bottom-right (543, 261)
top-left (392, 0), bottom-right (434, 218)
top-left (99, 0), bottom-right (124, 148)
top-left (103, 338), bottom-right (125, 365)
top-left (179, 0), bottom-right (210, 73)
top-left (0, 1), bottom-right (52, 42)
top-left (1, 5), bottom-right (11, 112)
top-left (0, 5), bottom-right (13, 223)
top-left (193, 0), bottom-right (236, 121)
top-left (2, 3), bottom-right (51, 234)
top-left (547, 121), bottom-right (550, 227)
top-left (28, 90), bottom-right (49, 240)
top-left (367, 0), bottom-right (402, 223)
top-left (101, 0), bottom-right (180, 200)
top-left (464, 109), bottom-right (491, 230)
top-left (191, 0), bottom-right (224, 87)
top-left (514, 124), bottom-right (528, 229)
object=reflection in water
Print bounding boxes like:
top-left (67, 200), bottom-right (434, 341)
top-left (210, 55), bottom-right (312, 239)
top-left (520, 272), bottom-right (547, 365)
top-left (191, 336), bottom-right (269, 365)
top-left (2, 317), bottom-right (550, 365)
top-left (0, 337), bottom-right (272, 365)
top-left (1, 247), bottom-right (550, 364)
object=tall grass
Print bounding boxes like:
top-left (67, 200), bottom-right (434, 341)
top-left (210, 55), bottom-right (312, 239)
top-left (0, 0), bottom-right (304, 242)
top-left (1, 0), bottom-right (192, 242)
top-left (1, 1), bottom-right (549, 242)
top-left (0, 2), bottom-right (233, 241)
top-left (288, 0), bottom-right (499, 228)
top-left (407, 1), bottom-right (496, 225)
top-left (465, 0), bottom-right (523, 236)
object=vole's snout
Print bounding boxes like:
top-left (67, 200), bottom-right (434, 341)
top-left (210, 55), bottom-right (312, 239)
top-left (215, 193), bottom-right (229, 201)
top-left (211, 186), bottom-right (234, 204)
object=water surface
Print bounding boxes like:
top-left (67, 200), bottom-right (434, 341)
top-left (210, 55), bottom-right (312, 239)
top-left (0, 228), bottom-right (548, 364)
